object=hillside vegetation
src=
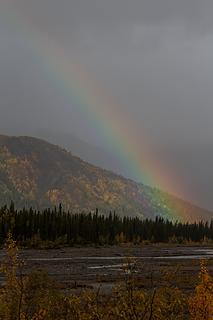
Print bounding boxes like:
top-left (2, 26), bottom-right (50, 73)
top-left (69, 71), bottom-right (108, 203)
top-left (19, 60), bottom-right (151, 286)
top-left (0, 135), bottom-right (212, 221)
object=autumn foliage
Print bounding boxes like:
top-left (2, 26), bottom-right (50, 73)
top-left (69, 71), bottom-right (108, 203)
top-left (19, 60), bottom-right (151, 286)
top-left (188, 261), bottom-right (213, 319)
top-left (0, 235), bottom-right (212, 320)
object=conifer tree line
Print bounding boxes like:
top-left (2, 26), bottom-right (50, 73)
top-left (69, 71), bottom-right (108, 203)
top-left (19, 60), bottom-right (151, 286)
top-left (0, 203), bottom-right (213, 246)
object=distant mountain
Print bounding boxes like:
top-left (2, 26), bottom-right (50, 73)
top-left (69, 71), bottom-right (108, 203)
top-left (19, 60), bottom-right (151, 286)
top-left (0, 134), bottom-right (212, 221)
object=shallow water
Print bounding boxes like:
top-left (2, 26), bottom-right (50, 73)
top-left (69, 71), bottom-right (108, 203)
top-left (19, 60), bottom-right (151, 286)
top-left (0, 246), bottom-right (212, 290)
top-left (27, 248), bottom-right (213, 263)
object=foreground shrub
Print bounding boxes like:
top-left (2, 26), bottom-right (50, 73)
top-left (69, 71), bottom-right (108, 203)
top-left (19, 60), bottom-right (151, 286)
top-left (188, 261), bottom-right (213, 320)
top-left (0, 235), bottom-right (212, 319)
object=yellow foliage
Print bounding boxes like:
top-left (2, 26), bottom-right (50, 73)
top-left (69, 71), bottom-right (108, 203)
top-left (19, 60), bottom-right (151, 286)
top-left (188, 260), bottom-right (213, 320)
top-left (0, 236), bottom-right (213, 320)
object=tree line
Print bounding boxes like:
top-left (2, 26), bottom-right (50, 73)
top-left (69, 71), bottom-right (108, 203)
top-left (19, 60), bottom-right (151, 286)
top-left (0, 203), bottom-right (213, 246)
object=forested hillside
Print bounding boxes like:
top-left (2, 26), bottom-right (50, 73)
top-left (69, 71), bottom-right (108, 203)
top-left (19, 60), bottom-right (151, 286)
top-left (0, 134), bottom-right (212, 221)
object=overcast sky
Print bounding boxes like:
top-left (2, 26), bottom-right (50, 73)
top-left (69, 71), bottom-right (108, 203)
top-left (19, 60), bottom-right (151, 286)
top-left (1, 0), bottom-right (213, 209)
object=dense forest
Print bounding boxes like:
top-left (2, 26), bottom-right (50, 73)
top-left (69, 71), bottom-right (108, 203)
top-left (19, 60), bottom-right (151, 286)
top-left (0, 203), bottom-right (213, 246)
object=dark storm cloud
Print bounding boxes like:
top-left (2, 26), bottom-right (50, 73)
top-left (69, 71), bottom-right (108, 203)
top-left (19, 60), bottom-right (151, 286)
top-left (1, 0), bottom-right (213, 209)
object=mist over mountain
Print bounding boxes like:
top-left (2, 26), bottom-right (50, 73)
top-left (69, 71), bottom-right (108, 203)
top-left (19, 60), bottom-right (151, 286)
top-left (35, 130), bottom-right (125, 177)
top-left (0, 134), bottom-right (212, 222)
top-left (32, 130), bottom-right (213, 211)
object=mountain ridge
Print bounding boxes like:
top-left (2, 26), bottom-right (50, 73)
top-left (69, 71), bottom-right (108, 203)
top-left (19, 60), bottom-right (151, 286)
top-left (0, 134), bottom-right (212, 222)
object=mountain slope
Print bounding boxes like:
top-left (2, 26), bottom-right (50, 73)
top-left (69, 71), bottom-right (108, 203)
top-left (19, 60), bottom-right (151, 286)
top-left (35, 129), bottom-right (123, 175)
top-left (0, 134), bottom-right (212, 221)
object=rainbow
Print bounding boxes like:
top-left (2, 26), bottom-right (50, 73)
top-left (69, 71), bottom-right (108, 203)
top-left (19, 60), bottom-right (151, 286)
top-left (0, 2), bottom-right (190, 220)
